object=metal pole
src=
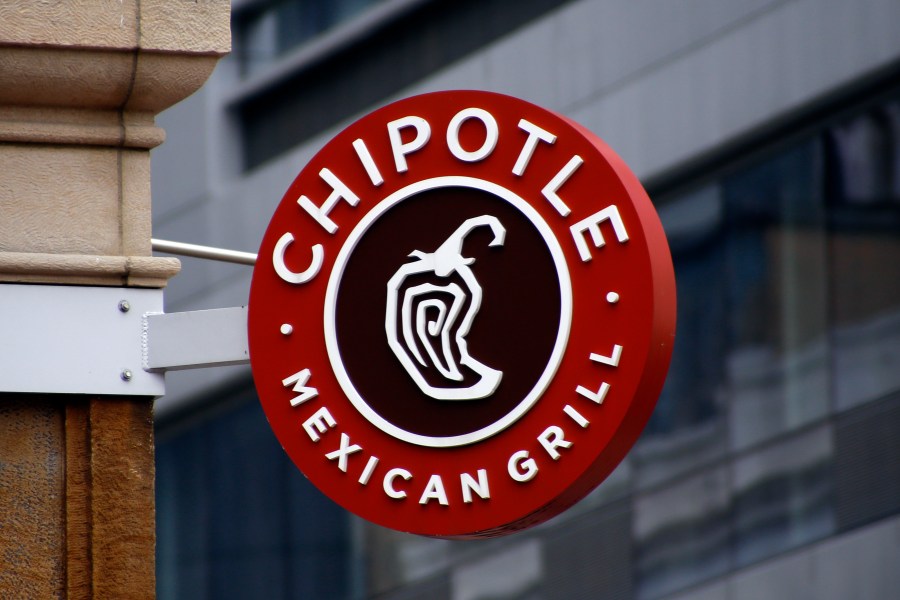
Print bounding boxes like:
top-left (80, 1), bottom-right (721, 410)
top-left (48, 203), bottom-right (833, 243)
top-left (152, 238), bottom-right (257, 266)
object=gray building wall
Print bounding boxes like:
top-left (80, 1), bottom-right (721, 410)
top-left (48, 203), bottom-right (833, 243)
top-left (150, 1), bottom-right (900, 598)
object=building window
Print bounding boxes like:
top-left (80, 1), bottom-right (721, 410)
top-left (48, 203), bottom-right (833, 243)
top-left (634, 467), bottom-right (732, 600)
top-left (826, 98), bottom-right (900, 411)
top-left (156, 386), bottom-right (359, 600)
top-left (630, 85), bottom-right (900, 597)
top-left (230, 0), bottom-right (574, 170)
top-left (720, 139), bottom-right (829, 452)
top-left (732, 425), bottom-right (834, 568)
top-left (234, 0), bottom-right (386, 78)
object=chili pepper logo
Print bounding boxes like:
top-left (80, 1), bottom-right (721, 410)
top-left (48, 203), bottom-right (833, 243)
top-left (385, 215), bottom-right (506, 401)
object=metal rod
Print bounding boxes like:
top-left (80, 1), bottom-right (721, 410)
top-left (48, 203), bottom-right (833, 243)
top-left (151, 238), bottom-right (257, 266)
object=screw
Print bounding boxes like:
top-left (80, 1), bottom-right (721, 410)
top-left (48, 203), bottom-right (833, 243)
top-left (118, 299), bottom-right (131, 313)
top-left (121, 369), bottom-right (133, 382)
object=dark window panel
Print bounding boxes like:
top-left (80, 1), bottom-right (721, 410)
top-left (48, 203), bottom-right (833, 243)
top-left (372, 574), bottom-right (452, 600)
top-left (835, 390), bottom-right (900, 532)
top-left (634, 185), bottom-right (729, 489)
top-left (236, 0), bottom-right (385, 77)
top-left (732, 425), bottom-right (835, 568)
top-left (633, 468), bottom-right (732, 600)
top-left (450, 540), bottom-right (544, 600)
top-left (235, 0), bottom-right (574, 170)
top-left (827, 98), bottom-right (900, 411)
top-left (156, 428), bottom-right (214, 600)
top-left (721, 140), bottom-right (830, 451)
top-left (156, 391), bottom-right (354, 600)
top-left (544, 499), bottom-right (633, 600)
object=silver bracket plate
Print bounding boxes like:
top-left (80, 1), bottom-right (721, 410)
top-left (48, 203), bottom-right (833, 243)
top-left (1, 283), bottom-right (165, 396)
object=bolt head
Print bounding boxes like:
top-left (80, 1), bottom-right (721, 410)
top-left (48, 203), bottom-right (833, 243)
top-left (120, 369), bottom-right (133, 381)
top-left (118, 300), bottom-right (131, 313)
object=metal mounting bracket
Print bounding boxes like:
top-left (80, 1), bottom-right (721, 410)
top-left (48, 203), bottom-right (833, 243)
top-left (1, 283), bottom-right (251, 398)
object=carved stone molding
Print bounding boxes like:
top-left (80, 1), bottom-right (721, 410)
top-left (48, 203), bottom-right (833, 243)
top-left (0, 252), bottom-right (181, 287)
top-left (0, 0), bottom-right (230, 287)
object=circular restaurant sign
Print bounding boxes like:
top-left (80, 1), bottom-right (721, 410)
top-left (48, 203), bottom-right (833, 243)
top-left (248, 90), bottom-right (675, 538)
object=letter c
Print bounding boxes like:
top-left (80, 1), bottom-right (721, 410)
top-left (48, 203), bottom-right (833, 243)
top-left (383, 468), bottom-right (413, 499)
top-left (273, 232), bottom-right (324, 284)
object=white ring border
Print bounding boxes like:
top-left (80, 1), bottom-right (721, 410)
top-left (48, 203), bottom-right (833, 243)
top-left (324, 176), bottom-right (573, 448)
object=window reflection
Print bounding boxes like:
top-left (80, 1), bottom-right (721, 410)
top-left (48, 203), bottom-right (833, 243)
top-left (733, 425), bottom-right (834, 567)
top-left (722, 141), bottom-right (829, 451)
top-left (365, 527), bottom-right (456, 595)
top-left (828, 106), bottom-right (897, 205)
top-left (236, 0), bottom-right (385, 77)
top-left (451, 540), bottom-right (543, 600)
top-left (633, 468), bottom-right (731, 600)
top-left (636, 186), bottom-right (728, 488)
top-left (827, 99), bottom-right (900, 410)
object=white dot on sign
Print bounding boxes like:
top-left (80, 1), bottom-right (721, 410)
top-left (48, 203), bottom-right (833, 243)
top-left (606, 292), bottom-right (620, 304)
top-left (280, 323), bottom-right (293, 335)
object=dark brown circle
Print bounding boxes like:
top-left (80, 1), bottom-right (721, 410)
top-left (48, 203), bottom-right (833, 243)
top-left (333, 185), bottom-right (562, 440)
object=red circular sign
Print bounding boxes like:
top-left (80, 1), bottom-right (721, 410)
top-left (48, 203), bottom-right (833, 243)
top-left (248, 90), bottom-right (675, 538)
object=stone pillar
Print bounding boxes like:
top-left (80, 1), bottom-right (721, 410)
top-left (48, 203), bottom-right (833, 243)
top-left (0, 2), bottom-right (229, 598)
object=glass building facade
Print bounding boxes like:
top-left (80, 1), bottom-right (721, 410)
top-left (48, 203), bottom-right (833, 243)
top-left (153, 1), bottom-right (900, 598)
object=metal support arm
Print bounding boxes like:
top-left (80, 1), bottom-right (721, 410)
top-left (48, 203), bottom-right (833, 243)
top-left (142, 307), bottom-right (250, 372)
